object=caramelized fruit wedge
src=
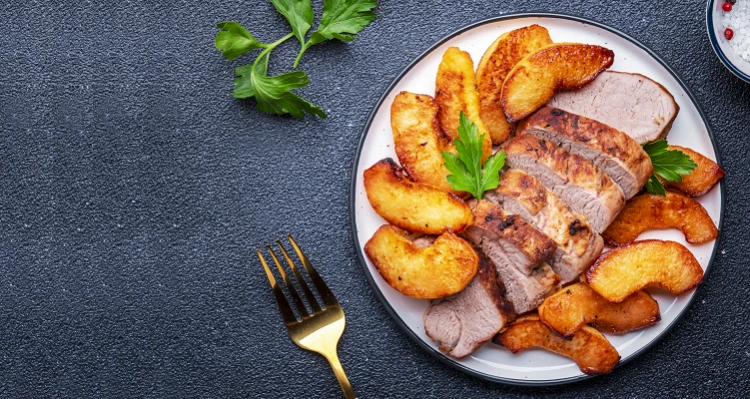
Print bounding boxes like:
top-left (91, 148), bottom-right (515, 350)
top-left (476, 25), bottom-right (553, 143)
top-left (538, 283), bottom-right (660, 338)
top-left (661, 145), bottom-right (725, 197)
top-left (364, 225), bottom-right (478, 299)
top-left (391, 91), bottom-right (455, 193)
top-left (603, 191), bottom-right (719, 245)
top-left (494, 314), bottom-right (620, 375)
top-left (364, 158), bottom-right (472, 235)
top-left (501, 43), bottom-right (614, 123)
top-left (586, 240), bottom-right (704, 303)
top-left (435, 47), bottom-right (492, 160)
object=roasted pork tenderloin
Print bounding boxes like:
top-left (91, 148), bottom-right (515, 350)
top-left (464, 200), bottom-right (555, 275)
top-left (423, 252), bottom-right (515, 358)
top-left (464, 200), bottom-right (560, 313)
top-left (502, 134), bottom-right (625, 233)
top-left (548, 71), bottom-right (679, 144)
top-left (519, 106), bottom-right (653, 199)
top-left (485, 170), bottom-right (604, 283)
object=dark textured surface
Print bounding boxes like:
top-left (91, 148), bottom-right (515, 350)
top-left (1, 1), bottom-right (748, 397)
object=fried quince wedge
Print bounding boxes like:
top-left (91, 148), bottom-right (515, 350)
top-left (501, 43), bottom-right (614, 123)
top-left (585, 240), bottom-right (704, 303)
top-left (364, 158), bottom-right (472, 235)
top-left (661, 145), bottom-right (725, 197)
top-left (476, 24), bottom-right (552, 144)
top-left (603, 191), bottom-right (718, 246)
top-left (391, 91), bottom-right (456, 193)
top-left (364, 225), bottom-right (478, 299)
top-left (538, 283), bottom-right (660, 338)
top-left (435, 47), bottom-right (492, 160)
top-left (493, 314), bottom-right (620, 375)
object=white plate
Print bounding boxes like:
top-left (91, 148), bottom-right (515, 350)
top-left (350, 13), bottom-right (725, 385)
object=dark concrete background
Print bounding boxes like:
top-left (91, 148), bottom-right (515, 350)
top-left (0, 1), bottom-right (748, 398)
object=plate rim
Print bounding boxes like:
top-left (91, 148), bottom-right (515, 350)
top-left (348, 11), bottom-right (726, 386)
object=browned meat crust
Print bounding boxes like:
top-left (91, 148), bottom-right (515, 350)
top-left (519, 106), bottom-right (653, 198)
top-left (471, 200), bottom-right (556, 264)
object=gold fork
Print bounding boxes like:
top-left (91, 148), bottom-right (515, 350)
top-left (256, 235), bottom-right (356, 399)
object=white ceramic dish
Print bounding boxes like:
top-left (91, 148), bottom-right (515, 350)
top-left (707, 0), bottom-right (750, 83)
top-left (350, 13), bottom-right (725, 385)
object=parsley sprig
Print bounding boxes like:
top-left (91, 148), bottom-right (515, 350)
top-left (215, 0), bottom-right (377, 118)
top-left (642, 140), bottom-right (697, 196)
top-left (442, 112), bottom-right (506, 199)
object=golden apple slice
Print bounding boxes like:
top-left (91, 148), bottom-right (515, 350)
top-left (364, 158), bottom-right (471, 235)
top-left (603, 191), bottom-right (719, 246)
top-left (501, 43), bottom-right (614, 123)
top-left (538, 283), bottom-right (660, 338)
top-left (494, 314), bottom-right (620, 375)
top-left (435, 46), bottom-right (491, 160)
top-left (586, 240), bottom-right (704, 303)
top-left (364, 225), bottom-right (478, 299)
top-left (661, 145), bottom-right (725, 197)
top-left (391, 91), bottom-right (456, 193)
top-left (476, 24), bottom-right (552, 144)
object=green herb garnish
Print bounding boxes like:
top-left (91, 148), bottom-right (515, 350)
top-left (215, 0), bottom-right (377, 118)
top-left (442, 112), bottom-right (506, 199)
top-left (642, 140), bottom-right (697, 196)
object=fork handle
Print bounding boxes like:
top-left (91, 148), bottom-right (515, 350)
top-left (324, 352), bottom-right (356, 399)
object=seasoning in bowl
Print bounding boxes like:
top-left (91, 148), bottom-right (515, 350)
top-left (721, 0), bottom-right (750, 60)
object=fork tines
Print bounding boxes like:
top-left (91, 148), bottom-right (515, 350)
top-left (256, 235), bottom-right (339, 324)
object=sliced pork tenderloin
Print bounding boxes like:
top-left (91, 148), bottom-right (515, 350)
top-left (463, 200), bottom-right (559, 313)
top-left (548, 71), bottom-right (679, 144)
top-left (464, 200), bottom-right (555, 276)
top-left (485, 170), bottom-right (604, 283)
top-left (502, 134), bottom-right (625, 233)
top-left (519, 106), bottom-right (653, 199)
top-left (494, 259), bottom-right (559, 314)
top-left (423, 252), bottom-right (515, 358)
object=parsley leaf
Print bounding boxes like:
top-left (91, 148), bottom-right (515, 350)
top-left (642, 140), bottom-right (697, 195)
top-left (645, 175), bottom-right (666, 196)
top-left (442, 112), bottom-right (506, 199)
top-left (232, 52), bottom-right (327, 119)
top-left (270, 0), bottom-right (314, 46)
top-left (215, 0), bottom-right (377, 117)
top-left (293, 0), bottom-right (377, 67)
top-left (310, 0), bottom-right (378, 44)
top-left (215, 22), bottom-right (267, 61)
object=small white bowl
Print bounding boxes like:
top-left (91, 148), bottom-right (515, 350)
top-left (707, 0), bottom-right (750, 83)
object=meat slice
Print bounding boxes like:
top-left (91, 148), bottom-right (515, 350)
top-left (502, 134), bottom-right (625, 233)
top-left (464, 200), bottom-right (555, 275)
top-left (494, 259), bottom-right (559, 314)
top-left (519, 106), bottom-right (653, 199)
top-left (548, 71), bottom-right (679, 144)
top-left (462, 201), bottom-right (559, 313)
top-left (423, 252), bottom-right (515, 358)
top-left (485, 170), bottom-right (604, 283)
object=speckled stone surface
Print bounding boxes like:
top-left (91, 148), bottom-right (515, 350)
top-left (0, 1), bottom-right (748, 397)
